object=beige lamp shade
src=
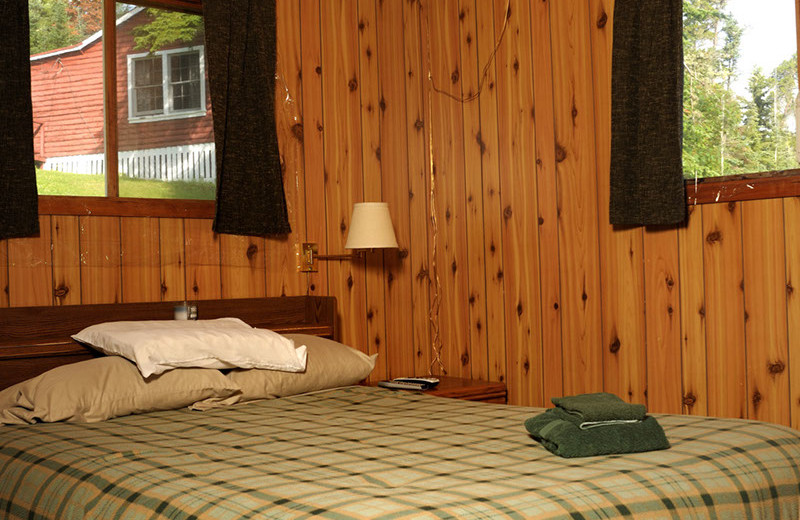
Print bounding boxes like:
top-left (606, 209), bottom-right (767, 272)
top-left (344, 202), bottom-right (399, 250)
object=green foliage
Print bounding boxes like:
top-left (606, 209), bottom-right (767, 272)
top-left (28, 0), bottom-right (81, 55)
top-left (683, 0), bottom-right (800, 178)
top-left (133, 9), bottom-right (204, 53)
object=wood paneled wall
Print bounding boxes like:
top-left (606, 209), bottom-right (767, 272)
top-left (3, 0), bottom-right (799, 428)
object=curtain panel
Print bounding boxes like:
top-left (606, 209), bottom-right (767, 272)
top-left (204, 0), bottom-right (291, 236)
top-left (609, 0), bottom-right (686, 226)
top-left (0, 2), bottom-right (39, 240)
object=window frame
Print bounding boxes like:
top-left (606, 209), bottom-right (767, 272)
top-left (127, 46), bottom-right (206, 123)
top-left (683, 0), bottom-right (800, 205)
top-left (39, 0), bottom-right (213, 218)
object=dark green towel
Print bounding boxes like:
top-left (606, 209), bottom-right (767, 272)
top-left (525, 409), bottom-right (670, 458)
top-left (551, 392), bottom-right (646, 423)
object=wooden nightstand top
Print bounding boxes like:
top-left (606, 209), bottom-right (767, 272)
top-left (369, 376), bottom-right (507, 404)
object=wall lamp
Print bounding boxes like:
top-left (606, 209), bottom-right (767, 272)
top-left (297, 202), bottom-right (399, 273)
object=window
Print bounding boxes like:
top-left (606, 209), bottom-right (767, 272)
top-left (683, 0), bottom-right (799, 181)
top-left (128, 47), bottom-right (205, 121)
top-left (30, 0), bottom-right (215, 206)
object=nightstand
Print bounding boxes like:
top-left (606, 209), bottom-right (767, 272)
top-left (370, 376), bottom-right (507, 404)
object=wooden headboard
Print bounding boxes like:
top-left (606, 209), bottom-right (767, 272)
top-left (0, 296), bottom-right (336, 391)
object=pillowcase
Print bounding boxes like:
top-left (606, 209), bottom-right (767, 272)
top-left (0, 357), bottom-right (242, 425)
top-left (72, 318), bottom-right (307, 377)
top-left (228, 334), bottom-right (377, 401)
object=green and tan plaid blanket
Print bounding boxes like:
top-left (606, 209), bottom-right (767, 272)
top-left (1, 386), bottom-right (799, 519)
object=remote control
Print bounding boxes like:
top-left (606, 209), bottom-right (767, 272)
top-left (377, 377), bottom-right (440, 391)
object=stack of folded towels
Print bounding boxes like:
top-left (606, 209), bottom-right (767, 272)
top-left (524, 392), bottom-right (670, 458)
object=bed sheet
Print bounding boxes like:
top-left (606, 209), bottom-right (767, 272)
top-left (1, 386), bottom-right (799, 519)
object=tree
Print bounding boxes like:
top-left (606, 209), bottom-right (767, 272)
top-left (133, 8), bottom-right (203, 54)
top-left (28, 0), bottom-right (80, 55)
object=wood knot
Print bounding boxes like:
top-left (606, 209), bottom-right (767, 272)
top-left (366, 309), bottom-right (374, 320)
top-left (516, 301), bottom-right (523, 316)
top-left (340, 219), bottom-right (347, 233)
top-left (496, 269), bottom-right (504, 280)
top-left (596, 10), bottom-right (607, 28)
top-left (398, 248), bottom-right (409, 259)
top-left (451, 68), bottom-right (460, 84)
top-left (461, 351), bottom-right (469, 366)
top-left (503, 205), bottom-right (513, 220)
top-left (665, 276), bottom-right (674, 288)
top-left (682, 393), bottom-right (696, 407)
top-left (555, 144), bottom-right (567, 163)
top-left (475, 131), bottom-right (486, 155)
top-left (538, 216), bottom-right (544, 225)
top-left (346, 275), bottom-right (354, 289)
top-left (246, 243), bottom-right (258, 260)
top-left (315, 66), bottom-right (322, 75)
top-left (768, 361), bottom-right (785, 375)
top-left (417, 267), bottom-right (429, 281)
top-left (160, 282), bottom-right (167, 295)
top-left (522, 357), bottom-right (530, 373)
top-left (451, 259), bottom-right (457, 274)
top-left (706, 230), bottom-right (721, 244)
top-left (291, 123), bottom-right (304, 142)
top-left (468, 294), bottom-right (476, 304)
top-left (553, 302), bottom-right (559, 310)
top-left (53, 284), bottom-right (70, 299)
top-left (752, 390), bottom-right (762, 407)
top-left (348, 78), bottom-right (358, 91)
top-left (609, 337), bottom-right (621, 354)
top-left (727, 201), bottom-right (736, 213)
top-left (787, 283), bottom-right (794, 296)
top-left (414, 118), bottom-right (424, 130)
top-left (379, 97), bottom-right (386, 111)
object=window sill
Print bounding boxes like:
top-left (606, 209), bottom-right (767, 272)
top-left (128, 109), bottom-right (207, 124)
top-left (685, 169), bottom-right (800, 205)
top-left (38, 195), bottom-right (215, 218)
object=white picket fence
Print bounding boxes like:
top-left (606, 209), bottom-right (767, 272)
top-left (42, 143), bottom-right (216, 183)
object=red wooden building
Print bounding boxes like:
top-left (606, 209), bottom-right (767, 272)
top-left (30, 7), bottom-right (215, 182)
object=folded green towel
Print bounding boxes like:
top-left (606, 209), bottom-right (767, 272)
top-left (524, 409), bottom-right (670, 458)
top-left (551, 392), bottom-right (647, 423)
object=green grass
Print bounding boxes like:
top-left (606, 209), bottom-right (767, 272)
top-left (36, 169), bottom-right (216, 200)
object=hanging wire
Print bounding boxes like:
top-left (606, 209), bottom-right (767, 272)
top-left (422, 0), bottom-right (511, 376)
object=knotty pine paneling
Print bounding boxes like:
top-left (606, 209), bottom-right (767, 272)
top-left (10, 0), bottom-right (799, 426)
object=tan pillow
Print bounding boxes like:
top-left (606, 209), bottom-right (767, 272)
top-left (0, 357), bottom-right (241, 425)
top-left (228, 334), bottom-right (377, 401)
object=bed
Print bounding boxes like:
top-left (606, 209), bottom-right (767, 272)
top-left (1, 296), bottom-right (799, 519)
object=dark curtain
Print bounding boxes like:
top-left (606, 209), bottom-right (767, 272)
top-left (0, 2), bottom-right (39, 239)
top-left (609, 0), bottom-right (686, 226)
top-left (204, 0), bottom-right (291, 236)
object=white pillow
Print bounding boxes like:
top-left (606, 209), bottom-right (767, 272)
top-left (72, 318), bottom-right (307, 377)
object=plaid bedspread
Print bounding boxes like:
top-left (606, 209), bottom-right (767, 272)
top-left (1, 386), bottom-right (799, 519)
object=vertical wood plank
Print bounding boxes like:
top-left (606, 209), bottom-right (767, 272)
top-left (320, 0), bottom-right (368, 353)
top-left (378, 0), bottom-right (415, 378)
top-left (220, 235), bottom-right (266, 299)
top-left (403, 0), bottom-right (433, 376)
top-left (357, 0), bottom-right (388, 381)
top-left (8, 216), bottom-right (53, 307)
top-left (530, 0), bottom-right (563, 403)
top-left (550, 0), bottom-right (603, 396)
top-left (0, 240), bottom-right (8, 308)
top-left (494, 0), bottom-right (543, 406)
top-left (159, 218), bottom-right (186, 302)
top-left (643, 228), bottom-right (682, 413)
top-left (475, 0), bottom-right (506, 384)
top-left (742, 198), bottom-right (790, 425)
top-left (703, 201), bottom-right (747, 418)
top-left (51, 216), bottom-right (81, 306)
top-left (784, 196), bottom-right (800, 430)
top-left (458, 0), bottom-right (490, 381)
top-left (300, 0), bottom-right (329, 297)
top-left (120, 217), bottom-right (161, 303)
top-left (272, 0), bottom-right (308, 298)
top-left (590, 0), bottom-right (647, 406)
top-left (79, 216), bottom-right (121, 304)
top-left (678, 205), bottom-right (708, 416)
top-left (426, 0), bottom-right (471, 377)
top-left (184, 219), bottom-right (221, 301)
